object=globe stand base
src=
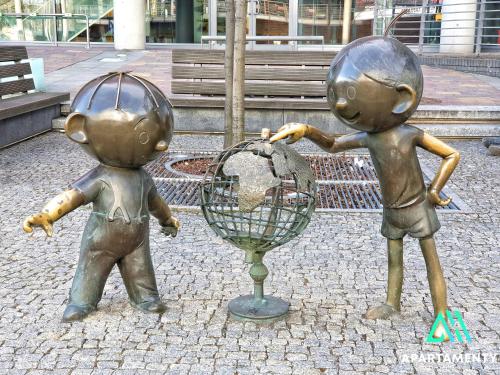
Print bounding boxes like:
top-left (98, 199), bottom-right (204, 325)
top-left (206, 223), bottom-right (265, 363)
top-left (228, 295), bottom-right (289, 323)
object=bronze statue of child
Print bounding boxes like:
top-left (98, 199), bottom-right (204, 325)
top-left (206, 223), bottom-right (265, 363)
top-left (271, 36), bottom-right (460, 339)
top-left (23, 73), bottom-right (179, 322)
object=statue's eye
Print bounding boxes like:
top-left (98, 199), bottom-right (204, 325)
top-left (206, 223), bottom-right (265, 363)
top-left (347, 86), bottom-right (356, 100)
top-left (138, 131), bottom-right (150, 145)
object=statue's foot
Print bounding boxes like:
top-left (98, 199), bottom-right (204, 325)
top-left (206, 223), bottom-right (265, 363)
top-left (62, 304), bottom-right (93, 322)
top-left (132, 299), bottom-right (167, 314)
top-left (365, 303), bottom-right (399, 320)
top-left (488, 145), bottom-right (500, 156)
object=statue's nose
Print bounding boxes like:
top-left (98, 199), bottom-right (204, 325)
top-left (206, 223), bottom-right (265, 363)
top-left (155, 140), bottom-right (168, 151)
top-left (335, 98), bottom-right (348, 111)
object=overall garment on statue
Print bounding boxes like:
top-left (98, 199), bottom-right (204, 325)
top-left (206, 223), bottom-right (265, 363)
top-left (68, 165), bottom-right (161, 310)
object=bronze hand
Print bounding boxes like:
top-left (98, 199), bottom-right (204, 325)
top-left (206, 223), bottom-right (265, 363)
top-left (160, 216), bottom-right (180, 237)
top-left (419, 133), bottom-right (461, 206)
top-left (23, 189), bottom-right (84, 237)
top-left (270, 123), bottom-right (310, 145)
top-left (148, 192), bottom-right (180, 236)
top-left (270, 122), bottom-right (338, 153)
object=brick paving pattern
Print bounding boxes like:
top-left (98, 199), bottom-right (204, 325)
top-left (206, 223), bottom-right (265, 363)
top-left (0, 133), bottom-right (498, 374)
top-left (26, 46), bottom-right (108, 74)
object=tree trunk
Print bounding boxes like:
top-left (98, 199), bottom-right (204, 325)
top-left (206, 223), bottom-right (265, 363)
top-left (232, 0), bottom-right (247, 143)
top-left (224, 0), bottom-right (235, 148)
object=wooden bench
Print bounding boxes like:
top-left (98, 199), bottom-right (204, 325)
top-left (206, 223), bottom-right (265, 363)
top-left (170, 49), bottom-right (337, 110)
top-left (0, 46), bottom-right (69, 148)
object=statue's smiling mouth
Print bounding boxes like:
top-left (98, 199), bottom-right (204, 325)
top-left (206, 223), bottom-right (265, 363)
top-left (341, 111), bottom-right (360, 123)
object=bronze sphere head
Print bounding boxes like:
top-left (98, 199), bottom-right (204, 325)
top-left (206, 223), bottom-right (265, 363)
top-left (326, 36), bottom-right (423, 133)
top-left (65, 72), bottom-right (174, 168)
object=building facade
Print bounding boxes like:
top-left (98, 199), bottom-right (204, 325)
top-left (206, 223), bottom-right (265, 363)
top-left (0, 0), bottom-right (498, 53)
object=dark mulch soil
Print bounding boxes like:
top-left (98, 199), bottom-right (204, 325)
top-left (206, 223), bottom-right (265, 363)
top-left (172, 158), bottom-right (212, 176)
top-left (168, 155), bottom-right (376, 181)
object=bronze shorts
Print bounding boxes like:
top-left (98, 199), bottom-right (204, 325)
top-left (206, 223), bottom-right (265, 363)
top-left (381, 196), bottom-right (441, 240)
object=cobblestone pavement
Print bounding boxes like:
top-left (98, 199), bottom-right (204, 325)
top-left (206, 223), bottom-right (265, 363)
top-left (0, 133), bottom-right (499, 374)
top-left (26, 46), bottom-right (500, 106)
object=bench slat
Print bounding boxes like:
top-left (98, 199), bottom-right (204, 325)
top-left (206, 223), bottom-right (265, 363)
top-left (172, 65), bottom-right (329, 81)
top-left (172, 49), bottom-right (336, 66)
top-left (0, 46), bottom-right (29, 62)
top-left (172, 81), bottom-right (326, 97)
top-left (0, 63), bottom-right (32, 79)
top-left (170, 96), bottom-right (329, 110)
top-left (0, 78), bottom-right (35, 97)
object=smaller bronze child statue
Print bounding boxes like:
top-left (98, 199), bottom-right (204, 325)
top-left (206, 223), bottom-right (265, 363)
top-left (23, 72), bottom-right (179, 322)
top-left (271, 36), bottom-right (460, 339)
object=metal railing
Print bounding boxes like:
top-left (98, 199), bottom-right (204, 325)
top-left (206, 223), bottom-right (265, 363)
top-left (0, 12), bottom-right (91, 48)
top-left (374, 0), bottom-right (500, 54)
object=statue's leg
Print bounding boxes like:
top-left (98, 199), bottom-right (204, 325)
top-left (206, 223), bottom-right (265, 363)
top-left (420, 236), bottom-right (449, 340)
top-left (64, 244), bottom-right (116, 322)
top-left (365, 238), bottom-right (403, 320)
top-left (117, 236), bottom-right (166, 314)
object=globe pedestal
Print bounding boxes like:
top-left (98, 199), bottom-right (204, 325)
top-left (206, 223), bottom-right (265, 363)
top-left (228, 251), bottom-right (289, 322)
top-left (200, 136), bottom-right (316, 324)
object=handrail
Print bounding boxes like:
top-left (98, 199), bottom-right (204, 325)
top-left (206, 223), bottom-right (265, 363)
top-left (0, 12), bottom-right (90, 49)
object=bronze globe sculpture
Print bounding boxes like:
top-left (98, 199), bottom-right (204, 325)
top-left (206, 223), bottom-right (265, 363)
top-left (200, 133), bottom-right (316, 322)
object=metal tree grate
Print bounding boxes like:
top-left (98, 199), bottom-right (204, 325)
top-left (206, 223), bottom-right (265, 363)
top-left (145, 151), bottom-right (467, 212)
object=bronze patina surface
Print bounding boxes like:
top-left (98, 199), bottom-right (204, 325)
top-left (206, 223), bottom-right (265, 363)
top-left (201, 135), bottom-right (316, 322)
top-left (271, 36), bottom-right (460, 340)
top-left (23, 72), bottom-right (180, 322)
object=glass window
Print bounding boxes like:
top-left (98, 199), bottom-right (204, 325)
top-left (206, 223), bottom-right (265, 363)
top-left (255, 0), bottom-right (289, 44)
top-left (0, 0), bottom-right (114, 43)
top-left (298, 0), bottom-right (343, 44)
top-left (351, 0), bottom-right (374, 40)
top-left (146, 0), bottom-right (208, 43)
top-left (147, 0), bottom-right (176, 43)
top-left (298, 0), bottom-right (375, 44)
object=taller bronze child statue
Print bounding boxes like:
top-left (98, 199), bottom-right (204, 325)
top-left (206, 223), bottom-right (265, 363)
top-left (23, 73), bottom-right (180, 322)
top-left (271, 36), bottom-right (460, 339)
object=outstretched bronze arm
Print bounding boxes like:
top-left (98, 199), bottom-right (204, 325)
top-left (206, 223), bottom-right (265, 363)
top-left (419, 133), bottom-right (461, 206)
top-left (23, 188), bottom-right (85, 237)
top-left (148, 192), bottom-right (180, 236)
top-left (270, 123), bottom-right (367, 153)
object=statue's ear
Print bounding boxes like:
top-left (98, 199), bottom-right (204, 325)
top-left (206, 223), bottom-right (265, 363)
top-left (64, 113), bottom-right (88, 144)
top-left (392, 84), bottom-right (417, 115)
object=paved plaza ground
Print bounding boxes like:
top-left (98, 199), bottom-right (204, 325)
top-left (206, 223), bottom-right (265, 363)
top-left (0, 131), bottom-right (499, 374)
top-left (25, 46), bottom-right (500, 106)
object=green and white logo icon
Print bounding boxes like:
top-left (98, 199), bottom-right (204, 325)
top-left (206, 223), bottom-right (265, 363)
top-left (426, 310), bottom-right (472, 343)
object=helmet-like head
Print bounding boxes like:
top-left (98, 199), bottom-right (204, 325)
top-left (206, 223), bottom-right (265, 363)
top-left (65, 72), bottom-right (174, 168)
top-left (327, 36), bottom-right (423, 133)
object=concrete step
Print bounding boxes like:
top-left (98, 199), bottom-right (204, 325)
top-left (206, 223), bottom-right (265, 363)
top-left (173, 105), bottom-right (500, 139)
top-left (52, 117), bottom-right (66, 130)
top-left (53, 104), bottom-right (500, 139)
top-left (412, 105), bottom-right (500, 122)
